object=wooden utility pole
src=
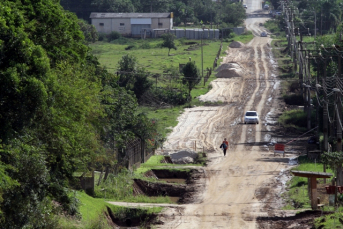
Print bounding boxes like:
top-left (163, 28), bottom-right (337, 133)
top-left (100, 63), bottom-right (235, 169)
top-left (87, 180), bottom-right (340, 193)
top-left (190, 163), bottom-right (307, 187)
top-left (323, 60), bottom-right (329, 152)
top-left (337, 55), bottom-right (342, 152)
top-left (306, 51), bottom-right (311, 130)
top-left (336, 54), bottom-right (343, 186)
top-left (299, 39), bottom-right (304, 112)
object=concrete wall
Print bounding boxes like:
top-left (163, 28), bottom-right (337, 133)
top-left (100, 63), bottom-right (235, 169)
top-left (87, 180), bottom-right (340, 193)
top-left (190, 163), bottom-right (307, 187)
top-left (170, 29), bottom-right (219, 39)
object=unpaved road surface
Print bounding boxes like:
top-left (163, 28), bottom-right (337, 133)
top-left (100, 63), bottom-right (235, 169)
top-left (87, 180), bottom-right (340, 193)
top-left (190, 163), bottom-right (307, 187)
top-left (155, 1), bottom-right (293, 228)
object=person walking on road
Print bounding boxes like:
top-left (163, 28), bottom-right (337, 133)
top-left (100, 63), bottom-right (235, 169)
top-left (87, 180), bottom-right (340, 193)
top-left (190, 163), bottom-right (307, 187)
top-left (220, 138), bottom-right (229, 156)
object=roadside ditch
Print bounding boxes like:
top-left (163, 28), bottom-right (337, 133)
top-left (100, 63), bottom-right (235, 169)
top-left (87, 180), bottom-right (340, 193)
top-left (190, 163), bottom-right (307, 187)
top-left (103, 155), bottom-right (206, 227)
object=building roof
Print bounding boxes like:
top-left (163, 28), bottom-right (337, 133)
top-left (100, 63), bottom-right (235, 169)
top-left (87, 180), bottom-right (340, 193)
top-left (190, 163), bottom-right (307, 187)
top-left (90, 12), bottom-right (171, 19)
top-left (291, 170), bottom-right (333, 178)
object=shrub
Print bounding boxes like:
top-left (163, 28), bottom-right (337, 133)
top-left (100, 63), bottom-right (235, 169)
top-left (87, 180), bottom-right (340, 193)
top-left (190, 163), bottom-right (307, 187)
top-left (98, 33), bottom-right (107, 41)
top-left (125, 45), bottom-right (136, 50)
top-left (283, 93), bottom-right (303, 105)
top-left (111, 37), bottom-right (129, 44)
top-left (140, 42), bottom-right (151, 49)
top-left (278, 109), bottom-right (314, 129)
top-left (150, 88), bottom-right (189, 105)
top-left (108, 31), bottom-right (121, 41)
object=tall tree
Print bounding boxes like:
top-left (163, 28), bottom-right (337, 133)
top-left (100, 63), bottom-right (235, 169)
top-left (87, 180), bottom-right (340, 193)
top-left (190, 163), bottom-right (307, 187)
top-left (161, 33), bottom-right (177, 56)
top-left (117, 54), bottom-right (152, 99)
top-left (182, 61), bottom-right (201, 98)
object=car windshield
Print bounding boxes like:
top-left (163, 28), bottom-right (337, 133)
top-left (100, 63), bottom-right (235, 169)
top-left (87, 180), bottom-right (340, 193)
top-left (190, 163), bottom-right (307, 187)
top-left (246, 112), bottom-right (257, 116)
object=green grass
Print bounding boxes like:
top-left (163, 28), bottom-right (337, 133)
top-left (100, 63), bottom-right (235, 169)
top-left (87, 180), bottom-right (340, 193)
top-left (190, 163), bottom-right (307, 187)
top-left (58, 191), bottom-right (163, 228)
top-left (314, 207), bottom-right (343, 228)
top-left (137, 107), bottom-right (183, 138)
top-left (232, 31), bottom-right (254, 44)
top-left (90, 38), bottom-right (226, 74)
top-left (283, 156), bottom-right (333, 210)
top-left (278, 109), bottom-right (315, 131)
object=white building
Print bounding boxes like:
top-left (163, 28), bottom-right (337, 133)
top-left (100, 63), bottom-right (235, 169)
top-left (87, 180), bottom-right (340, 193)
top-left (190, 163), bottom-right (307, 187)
top-left (90, 12), bottom-right (173, 37)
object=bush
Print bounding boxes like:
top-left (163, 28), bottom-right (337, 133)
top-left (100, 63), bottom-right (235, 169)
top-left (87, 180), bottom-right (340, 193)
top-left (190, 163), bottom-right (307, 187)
top-left (278, 109), bottom-right (314, 129)
top-left (283, 93), bottom-right (303, 105)
top-left (98, 33), bottom-right (107, 41)
top-left (150, 88), bottom-right (190, 105)
top-left (111, 37), bottom-right (129, 44)
top-left (140, 42), bottom-right (151, 49)
top-left (125, 45), bottom-right (136, 50)
top-left (108, 31), bottom-right (121, 41)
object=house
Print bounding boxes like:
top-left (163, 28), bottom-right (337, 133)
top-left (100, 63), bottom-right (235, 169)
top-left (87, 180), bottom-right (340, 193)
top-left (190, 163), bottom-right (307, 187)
top-left (90, 12), bottom-right (173, 37)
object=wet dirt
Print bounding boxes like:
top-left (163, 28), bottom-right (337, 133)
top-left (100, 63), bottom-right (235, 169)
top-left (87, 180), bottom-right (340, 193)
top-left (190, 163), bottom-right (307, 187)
top-left (257, 210), bottom-right (333, 229)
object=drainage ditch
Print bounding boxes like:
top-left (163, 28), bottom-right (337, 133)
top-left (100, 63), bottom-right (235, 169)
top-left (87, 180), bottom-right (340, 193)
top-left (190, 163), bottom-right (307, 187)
top-left (134, 168), bottom-right (204, 204)
top-left (106, 206), bottom-right (158, 228)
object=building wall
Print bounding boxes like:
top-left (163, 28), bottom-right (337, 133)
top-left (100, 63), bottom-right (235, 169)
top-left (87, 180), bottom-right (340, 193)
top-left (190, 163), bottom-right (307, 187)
top-left (92, 17), bottom-right (172, 35)
top-left (151, 18), bottom-right (172, 29)
top-left (111, 18), bottom-right (131, 35)
top-left (92, 18), bottom-right (112, 34)
top-left (92, 18), bottom-right (131, 35)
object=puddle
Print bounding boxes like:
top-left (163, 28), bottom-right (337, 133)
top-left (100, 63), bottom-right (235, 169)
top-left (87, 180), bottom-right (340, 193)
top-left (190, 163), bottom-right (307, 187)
top-left (288, 157), bottom-right (298, 166)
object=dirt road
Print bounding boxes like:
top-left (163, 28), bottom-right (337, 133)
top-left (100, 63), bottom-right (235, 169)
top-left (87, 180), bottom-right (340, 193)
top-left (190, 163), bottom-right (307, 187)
top-left (156, 1), bottom-right (292, 228)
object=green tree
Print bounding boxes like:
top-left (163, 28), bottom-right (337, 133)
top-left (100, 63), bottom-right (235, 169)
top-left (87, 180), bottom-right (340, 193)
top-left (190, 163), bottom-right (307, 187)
top-left (78, 19), bottom-right (98, 43)
top-left (117, 54), bottom-right (152, 99)
top-left (218, 1), bottom-right (246, 27)
top-left (161, 33), bottom-right (177, 56)
top-left (91, 0), bottom-right (135, 12)
top-left (182, 61), bottom-right (201, 98)
top-left (0, 0), bottom-right (103, 225)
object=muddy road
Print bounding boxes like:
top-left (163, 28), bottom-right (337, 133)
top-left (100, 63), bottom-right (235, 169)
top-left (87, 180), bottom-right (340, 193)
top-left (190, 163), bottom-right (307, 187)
top-left (155, 1), bottom-right (293, 228)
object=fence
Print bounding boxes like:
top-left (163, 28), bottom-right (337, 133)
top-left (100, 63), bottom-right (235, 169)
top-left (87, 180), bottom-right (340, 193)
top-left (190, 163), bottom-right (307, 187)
top-left (119, 137), bottom-right (155, 170)
top-left (213, 42), bottom-right (223, 70)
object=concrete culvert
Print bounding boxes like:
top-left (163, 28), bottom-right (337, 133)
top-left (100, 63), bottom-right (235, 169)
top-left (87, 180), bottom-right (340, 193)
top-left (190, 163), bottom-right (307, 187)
top-left (215, 62), bottom-right (243, 78)
top-left (229, 41), bottom-right (245, 48)
top-left (125, 218), bottom-right (132, 227)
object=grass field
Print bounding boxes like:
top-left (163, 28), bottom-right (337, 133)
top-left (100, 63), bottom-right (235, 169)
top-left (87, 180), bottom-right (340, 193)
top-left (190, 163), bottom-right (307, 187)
top-left (58, 191), bottom-right (162, 228)
top-left (90, 38), bottom-right (226, 75)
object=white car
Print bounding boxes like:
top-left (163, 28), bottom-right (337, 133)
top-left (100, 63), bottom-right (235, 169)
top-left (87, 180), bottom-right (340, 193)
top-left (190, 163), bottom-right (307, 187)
top-left (244, 111), bottom-right (259, 124)
top-left (261, 31), bottom-right (267, 37)
top-left (264, 4), bottom-right (269, 10)
top-left (243, 4), bottom-right (247, 9)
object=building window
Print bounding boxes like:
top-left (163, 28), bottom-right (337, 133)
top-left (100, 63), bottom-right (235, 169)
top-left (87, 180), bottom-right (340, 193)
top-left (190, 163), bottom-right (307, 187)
top-left (158, 22), bottom-right (163, 28)
top-left (120, 23), bottom-right (125, 26)
top-left (99, 23), bottom-right (104, 26)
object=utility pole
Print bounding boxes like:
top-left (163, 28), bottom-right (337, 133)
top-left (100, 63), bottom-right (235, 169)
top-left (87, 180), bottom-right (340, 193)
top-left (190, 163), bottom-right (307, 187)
top-left (299, 39), bottom-right (304, 112)
top-left (337, 55), bottom-right (342, 152)
top-left (307, 52), bottom-right (312, 130)
top-left (201, 26), bottom-right (204, 81)
top-left (323, 59), bottom-right (328, 152)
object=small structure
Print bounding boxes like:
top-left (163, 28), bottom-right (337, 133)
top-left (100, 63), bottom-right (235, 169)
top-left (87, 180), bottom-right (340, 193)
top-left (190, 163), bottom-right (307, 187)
top-left (90, 12), bottom-right (173, 37)
top-left (291, 170), bottom-right (332, 210)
